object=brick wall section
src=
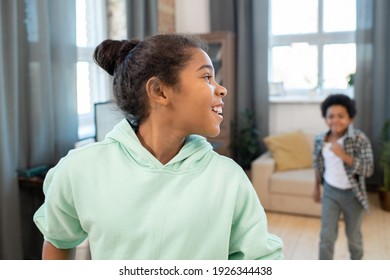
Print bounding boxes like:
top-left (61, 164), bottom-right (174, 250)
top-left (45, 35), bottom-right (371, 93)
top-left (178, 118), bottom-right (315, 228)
top-left (107, 0), bottom-right (127, 39)
top-left (158, 0), bottom-right (176, 33)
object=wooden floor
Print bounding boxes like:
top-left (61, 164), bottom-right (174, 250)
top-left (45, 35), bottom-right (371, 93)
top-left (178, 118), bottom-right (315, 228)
top-left (265, 192), bottom-right (390, 260)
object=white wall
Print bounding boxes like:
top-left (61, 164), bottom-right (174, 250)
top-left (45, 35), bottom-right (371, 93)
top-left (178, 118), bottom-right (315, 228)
top-left (175, 0), bottom-right (210, 33)
top-left (269, 101), bottom-right (328, 136)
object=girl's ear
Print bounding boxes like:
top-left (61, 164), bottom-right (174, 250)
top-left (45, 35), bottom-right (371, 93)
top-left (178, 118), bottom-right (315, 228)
top-left (145, 77), bottom-right (168, 106)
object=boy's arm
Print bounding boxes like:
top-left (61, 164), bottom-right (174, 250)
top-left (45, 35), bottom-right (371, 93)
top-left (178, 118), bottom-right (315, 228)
top-left (312, 136), bottom-right (322, 203)
top-left (42, 240), bottom-right (76, 260)
top-left (312, 170), bottom-right (322, 203)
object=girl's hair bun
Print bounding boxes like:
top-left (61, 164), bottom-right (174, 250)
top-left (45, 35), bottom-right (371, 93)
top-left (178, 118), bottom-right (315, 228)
top-left (93, 39), bottom-right (140, 75)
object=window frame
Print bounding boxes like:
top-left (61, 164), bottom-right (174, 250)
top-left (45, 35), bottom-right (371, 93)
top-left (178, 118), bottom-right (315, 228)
top-left (268, 0), bottom-right (356, 98)
top-left (76, 0), bottom-right (110, 140)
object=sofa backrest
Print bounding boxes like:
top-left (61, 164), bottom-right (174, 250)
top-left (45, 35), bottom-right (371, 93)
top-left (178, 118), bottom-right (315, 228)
top-left (303, 132), bottom-right (315, 154)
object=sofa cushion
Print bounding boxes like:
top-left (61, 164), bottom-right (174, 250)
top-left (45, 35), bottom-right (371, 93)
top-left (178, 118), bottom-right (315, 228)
top-left (264, 130), bottom-right (312, 171)
top-left (270, 168), bottom-right (315, 196)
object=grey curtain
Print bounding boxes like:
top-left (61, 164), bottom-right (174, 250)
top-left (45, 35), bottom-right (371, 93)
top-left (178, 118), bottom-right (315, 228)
top-left (210, 0), bottom-right (269, 149)
top-left (126, 0), bottom-right (158, 39)
top-left (355, 0), bottom-right (390, 186)
top-left (0, 0), bottom-right (78, 259)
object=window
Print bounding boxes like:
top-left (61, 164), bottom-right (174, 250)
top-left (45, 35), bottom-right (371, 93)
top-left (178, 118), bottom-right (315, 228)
top-left (76, 0), bottom-right (110, 139)
top-left (269, 0), bottom-right (356, 97)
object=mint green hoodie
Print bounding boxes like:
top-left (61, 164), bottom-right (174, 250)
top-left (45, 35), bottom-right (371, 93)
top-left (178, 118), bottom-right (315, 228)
top-left (34, 119), bottom-right (283, 260)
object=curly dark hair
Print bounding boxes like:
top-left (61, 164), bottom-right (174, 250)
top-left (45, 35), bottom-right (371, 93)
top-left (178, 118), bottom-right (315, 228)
top-left (93, 33), bottom-right (208, 123)
top-left (320, 93), bottom-right (356, 118)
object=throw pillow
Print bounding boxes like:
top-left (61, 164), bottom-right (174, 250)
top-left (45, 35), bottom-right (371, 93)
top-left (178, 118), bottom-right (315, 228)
top-left (264, 130), bottom-right (312, 171)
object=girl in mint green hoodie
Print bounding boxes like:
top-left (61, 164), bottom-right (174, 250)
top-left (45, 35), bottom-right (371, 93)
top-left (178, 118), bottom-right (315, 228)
top-left (34, 33), bottom-right (283, 260)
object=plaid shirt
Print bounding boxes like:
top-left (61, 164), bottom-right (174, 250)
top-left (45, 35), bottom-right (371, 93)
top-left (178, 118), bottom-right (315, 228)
top-left (312, 125), bottom-right (374, 212)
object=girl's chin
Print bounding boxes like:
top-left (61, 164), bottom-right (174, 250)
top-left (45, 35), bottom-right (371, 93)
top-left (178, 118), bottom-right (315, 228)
top-left (203, 128), bottom-right (221, 138)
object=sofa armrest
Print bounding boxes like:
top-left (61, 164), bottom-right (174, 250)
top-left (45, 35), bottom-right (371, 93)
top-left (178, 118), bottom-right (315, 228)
top-left (251, 152), bottom-right (276, 209)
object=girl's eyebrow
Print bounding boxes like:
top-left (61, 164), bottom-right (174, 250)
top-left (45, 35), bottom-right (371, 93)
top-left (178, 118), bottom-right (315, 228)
top-left (196, 64), bottom-right (214, 72)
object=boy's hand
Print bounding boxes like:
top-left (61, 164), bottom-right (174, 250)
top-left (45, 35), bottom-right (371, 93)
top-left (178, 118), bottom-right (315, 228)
top-left (330, 142), bottom-right (344, 157)
top-left (330, 142), bottom-right (354, 166)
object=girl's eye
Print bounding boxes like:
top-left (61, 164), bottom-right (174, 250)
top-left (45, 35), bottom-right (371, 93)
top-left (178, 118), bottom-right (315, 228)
top-left (204, 75), bottom-right (212, 83)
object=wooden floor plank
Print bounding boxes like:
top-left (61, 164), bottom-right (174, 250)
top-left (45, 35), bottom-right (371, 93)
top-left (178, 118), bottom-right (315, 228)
top-left (265, 193), bottom-right (390, 260)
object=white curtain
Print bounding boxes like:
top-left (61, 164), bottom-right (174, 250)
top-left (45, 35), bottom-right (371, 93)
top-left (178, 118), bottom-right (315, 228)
top-left (0, 0), bottom-right (78, 259)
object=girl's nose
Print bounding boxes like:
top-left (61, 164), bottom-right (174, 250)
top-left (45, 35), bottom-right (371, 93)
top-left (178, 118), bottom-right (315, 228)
top-left (216, 84), bottom-right (227, 97)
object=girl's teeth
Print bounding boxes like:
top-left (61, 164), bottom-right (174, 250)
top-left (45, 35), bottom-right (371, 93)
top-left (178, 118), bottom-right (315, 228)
top-left (212, 107), bottom-right (222, 114)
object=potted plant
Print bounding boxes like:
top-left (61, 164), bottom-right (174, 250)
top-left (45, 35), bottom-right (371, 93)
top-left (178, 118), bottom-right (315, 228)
top-left (347, 73), bottom-right (355, 87)
top-left (230, 109), bottom-right (261, 176)
top-left (379, 119), bottom-right (390, 211)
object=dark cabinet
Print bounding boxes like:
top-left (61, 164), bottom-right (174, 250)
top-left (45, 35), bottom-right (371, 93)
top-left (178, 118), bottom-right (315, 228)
top-left (18, 176), bottom-right (45, 259)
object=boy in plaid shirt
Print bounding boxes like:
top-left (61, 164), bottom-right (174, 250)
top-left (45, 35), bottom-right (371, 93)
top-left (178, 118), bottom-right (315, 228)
top-left (312, 94), bottom-right (374, 260)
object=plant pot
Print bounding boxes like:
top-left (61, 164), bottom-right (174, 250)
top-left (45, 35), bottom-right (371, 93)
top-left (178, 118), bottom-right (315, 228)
top-left (378, 189), bottom-right (390, 212)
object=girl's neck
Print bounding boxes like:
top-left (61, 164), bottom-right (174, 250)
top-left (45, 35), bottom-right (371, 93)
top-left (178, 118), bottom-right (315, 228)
top-left (137, 120), bottom-right (185, 165)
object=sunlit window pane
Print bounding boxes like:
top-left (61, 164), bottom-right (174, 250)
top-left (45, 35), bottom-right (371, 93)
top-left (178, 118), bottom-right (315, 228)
top-left (271, 0), bottom-right (318, 35)
top-left (77, 62), bottom-right (91, 114)
top-left (323, 0), bottom-right (356, 32)
top-left (323, 44), bottom-right (356, 89)
top-left (269, 0), bottom-right (356, 96)
top-left (271, 44), bottom-right (318, 89)
top-left (76, 0), bottom-right (109, 139)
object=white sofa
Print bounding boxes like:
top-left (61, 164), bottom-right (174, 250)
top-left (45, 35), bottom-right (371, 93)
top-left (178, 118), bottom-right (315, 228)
top-left (251, 133), bottom-right (322, 217)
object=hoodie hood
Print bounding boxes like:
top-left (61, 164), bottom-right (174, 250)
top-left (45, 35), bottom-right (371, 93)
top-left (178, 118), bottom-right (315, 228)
top-left (105, 119), bottom-right (213, 172)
